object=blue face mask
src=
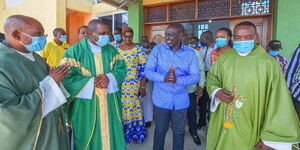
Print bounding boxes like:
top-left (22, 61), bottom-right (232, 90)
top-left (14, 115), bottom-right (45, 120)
top-left (19, 32), bottom-right (47, 52)
top-left (200, 42), bottom-right (206, 47)
top-left (114, 34), bottom-right (121, 42)
top-left (59, 35), bottom-right (67, 42)
top-left (94, 34), bottom-right (110, 47)
top-left (268, 50), bottom-right (279, 56)
top-left (188, 44), bottom-right (196, 48)
top-left (233, 40), bottom-right (255, 54)
top-left (216, 38), bottom-right (227, 48)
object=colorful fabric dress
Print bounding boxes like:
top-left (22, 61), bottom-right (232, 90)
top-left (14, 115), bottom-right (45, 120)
top-left (210, 48), bottom-right (229, 64)
top-left (117, 45), bottom-right (147, 144)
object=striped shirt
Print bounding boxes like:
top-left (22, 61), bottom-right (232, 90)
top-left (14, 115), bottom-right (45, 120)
top-left (284, 45), bottom-right (300, 101)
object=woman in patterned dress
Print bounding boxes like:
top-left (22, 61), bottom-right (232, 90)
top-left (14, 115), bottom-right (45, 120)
top-left (117, 27), bottom-right (147, 144)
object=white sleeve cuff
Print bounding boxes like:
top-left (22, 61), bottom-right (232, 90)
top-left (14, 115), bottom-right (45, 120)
top-left (39, 76), bottom-right (67, 118)
top-left (59, 83), bottom-right (70, 98)
top-left (76, 78), bottom-right (95, 99)
top-left (262, 140), bottom-right (300, 150)
top-left (106, 73), bottom-right (119, 94)
top-left (210, 88), bottom-right (222, 112)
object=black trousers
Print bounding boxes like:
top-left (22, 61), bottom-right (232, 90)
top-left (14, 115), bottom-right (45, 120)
top-left (187, 92), bottom-right (197, 136)
top-left (153, 106), bottom-right (188, 150)
top-left (198, 87), bottom-right (210, 126)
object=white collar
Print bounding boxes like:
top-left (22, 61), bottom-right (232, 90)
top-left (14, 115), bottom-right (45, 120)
top-left (237, 50), bottom-right (252, 56)
top-left (88, 41), bottom-right (102, 53)
top-left (11, 49), bottom-right (35, 61)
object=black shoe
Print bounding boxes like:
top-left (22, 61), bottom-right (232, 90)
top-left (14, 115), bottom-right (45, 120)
top-left (192, 135), bottom-right (201, 145)
top-left (145, 122), bottom-right (152, 128)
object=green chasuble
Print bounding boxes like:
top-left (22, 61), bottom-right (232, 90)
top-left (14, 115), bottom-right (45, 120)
top-left (206, 44), bottom-right (300, 150)
top-left (61, 37), bottom-right (127, 150)
top-left (0, 42), bottom-right (70, 150)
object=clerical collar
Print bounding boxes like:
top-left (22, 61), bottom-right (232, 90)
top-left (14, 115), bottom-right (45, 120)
top-left (237, 50), bottom-right (252, 56)
top-left (3, 40), bottom-right (35, 61)
top-left (88, 41), bottom-right (102, 53)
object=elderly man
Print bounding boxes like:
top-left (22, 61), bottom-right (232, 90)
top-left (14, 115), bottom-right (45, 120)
top-left (60, 19), bottom-right (127, 150)
top-left (145, 23), bottom-right (200, 150)
top-left (0, 15), bottom-right (70, 150)
top-left (206, 21), bottom-right (300, 150)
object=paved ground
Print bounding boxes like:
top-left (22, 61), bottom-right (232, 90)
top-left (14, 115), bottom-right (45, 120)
top-left (127, 122), bottom-right (207, 150)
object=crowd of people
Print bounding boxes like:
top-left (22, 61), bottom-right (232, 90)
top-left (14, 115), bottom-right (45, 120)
top-left (0, 14), bottom-right (299, 150)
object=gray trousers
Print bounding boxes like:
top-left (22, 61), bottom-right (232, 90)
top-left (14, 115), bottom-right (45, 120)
top-left (153, 106), bottom-right (188, 150)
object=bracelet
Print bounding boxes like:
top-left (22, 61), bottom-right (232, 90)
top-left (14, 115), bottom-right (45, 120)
top-left (141, 86), bottom-right (146, 89)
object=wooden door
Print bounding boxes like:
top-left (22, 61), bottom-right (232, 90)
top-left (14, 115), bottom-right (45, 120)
top-left (144, 24), bottom-right (169, 43)
top-left (229, 16), bottom-right (272, 49)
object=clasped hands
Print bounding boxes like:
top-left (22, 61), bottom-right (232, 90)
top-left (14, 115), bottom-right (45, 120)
top-left (94, 74), bottom-right (109, 88)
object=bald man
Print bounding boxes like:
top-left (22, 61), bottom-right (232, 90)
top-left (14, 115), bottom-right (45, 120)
top-left (60, 19), bottom-right (127, 150)
top-left (0, 15), bottom-right (71, 150)
top-left (145, 23), bottom-right (200, 150)
top-left (40, 28), bottom-right (70, 67)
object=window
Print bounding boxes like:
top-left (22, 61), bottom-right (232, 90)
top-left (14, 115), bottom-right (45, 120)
top-left (241, 0), bottom-right (270, 15)
top-left (114, 12), bottom-right (128, 29)
top-left (198, 24), bottom-right (208, 39)
top-left (98, 12), bottom-right (128, 33)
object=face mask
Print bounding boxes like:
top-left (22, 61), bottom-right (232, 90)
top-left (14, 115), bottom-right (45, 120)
top-left (216, 38), bottom-right (227, 48)
top-left (114, 34), bottom-right (121, 42)
top-left (94, 34), bottom-right (110, 47)
top-left (188, 44), bottom-right (196, 48)
top-left (19, 32), bottom-right (47, 52)
top-left (59, 35), bottom-right (67, 42)
top-left (233, 40), bottom-right (255, 54)
top-left (200, 42), bottom-right (206, 47)
top-left (268, 50), bottom-right (279, 56)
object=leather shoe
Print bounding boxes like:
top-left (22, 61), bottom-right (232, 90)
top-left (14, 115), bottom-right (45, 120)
top-left (192, 135), bottom-right (201, 145)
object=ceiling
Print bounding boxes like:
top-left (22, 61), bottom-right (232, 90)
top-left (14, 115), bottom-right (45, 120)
top-left (97, 0), bottom-right (138, 10)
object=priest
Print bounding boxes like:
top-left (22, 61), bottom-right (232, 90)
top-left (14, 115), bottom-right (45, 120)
top-left (0, 15), bottom-right (70, 150)
top-left (60, 19), bottom-right (127, 150)
top-left (206, 21), bottom-right (300, 150)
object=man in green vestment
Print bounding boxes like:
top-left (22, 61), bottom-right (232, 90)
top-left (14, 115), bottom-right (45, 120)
top-left (60, 19), bottom-right (127, 150)
top-left (206, 21), bottom-right (300, 150)
top-left (0, 15), bottom-right (71, 150)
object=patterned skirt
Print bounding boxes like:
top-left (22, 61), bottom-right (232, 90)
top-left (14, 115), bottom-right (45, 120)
top-left (121, 79), bottom-right (147, 144)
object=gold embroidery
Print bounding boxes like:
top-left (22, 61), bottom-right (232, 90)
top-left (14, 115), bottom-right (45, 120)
top-left (58, 119), bottom-right (65, 135)
top-left (32, 89), bottom-right (44, 150)
top-left (67, 78), bottom-right (93, 105)
top-left (93, 53), bottom-right (111, 150)
top-left (83, 95), bottom-right (97, 150)
top-left (224, 83), bottom-right (246, 133)
top-left (110, 54), bottom-right (123, 70)
top-left (112, 93), bottom-right (122, 123)
top-left (60, 58), bottom-right (91, 76)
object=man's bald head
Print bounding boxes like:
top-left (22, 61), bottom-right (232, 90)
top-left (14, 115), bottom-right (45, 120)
top-left (87, 19), bottom-right (110, 45)
top-left (88, 20), bottom-right (108, 32)
top-left (4, 15), bottom-right (43, 34)
top-left (167, 23), bottom-right (185, 34)
top-left (3, 15), bottom-right (45, 53)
